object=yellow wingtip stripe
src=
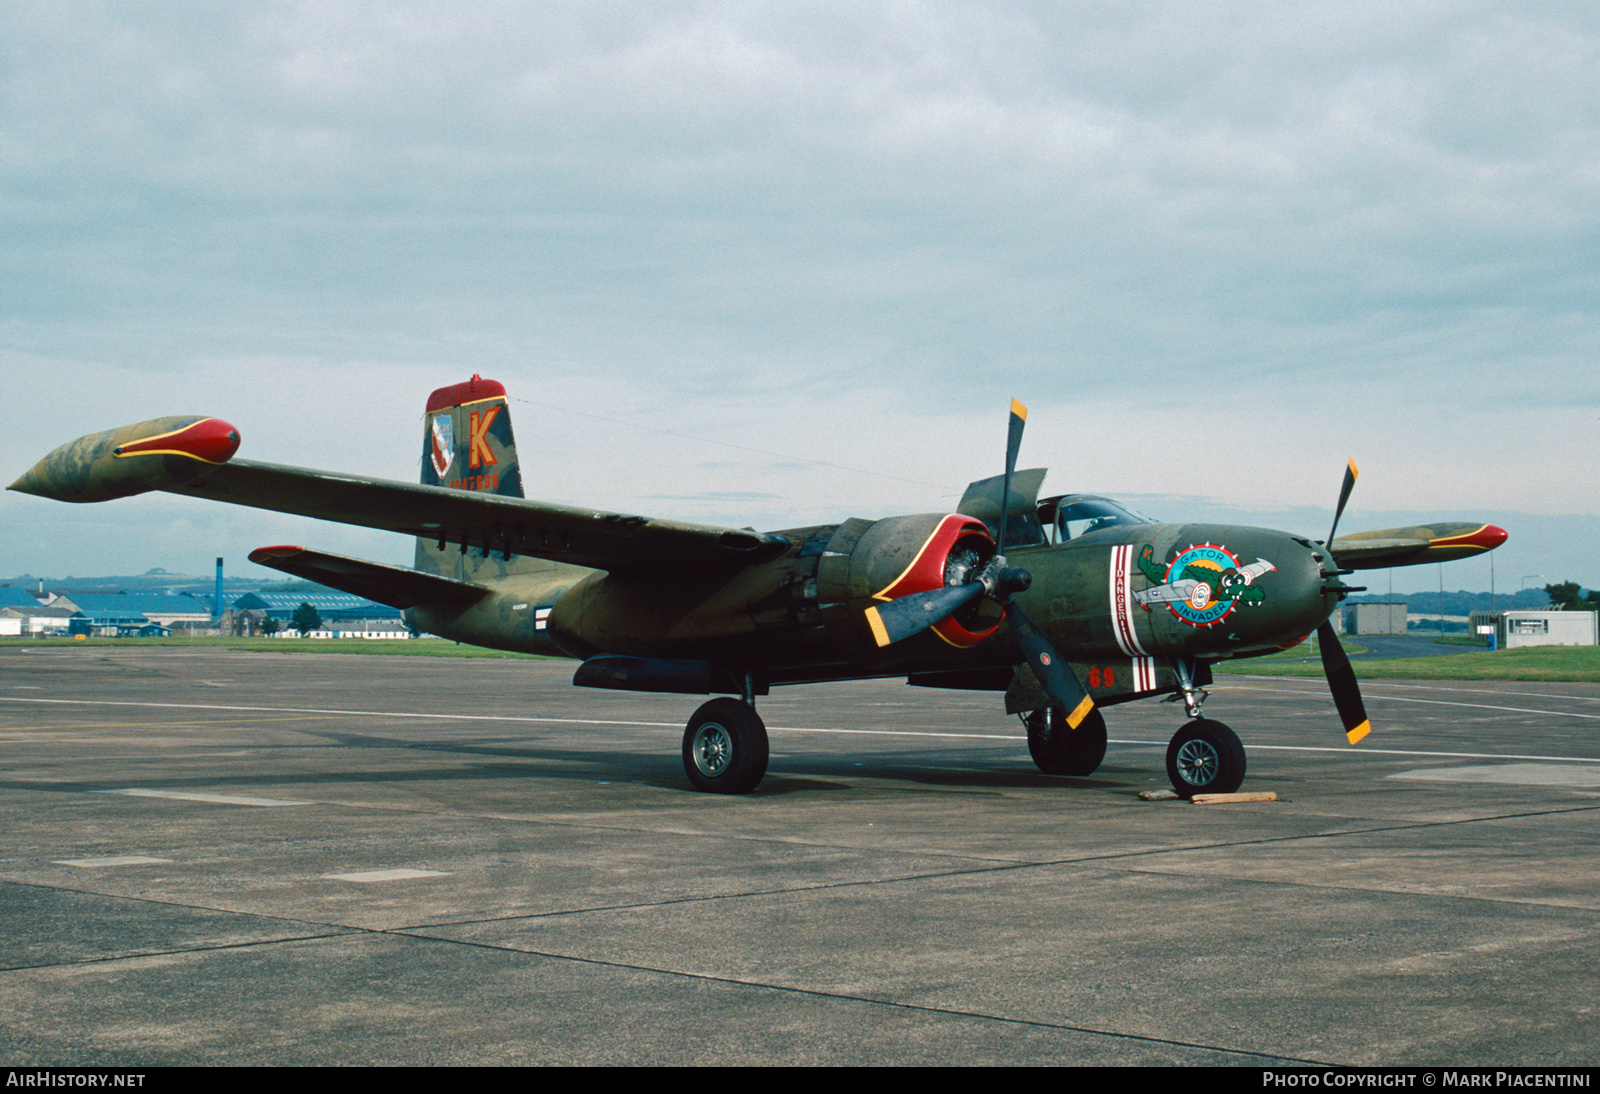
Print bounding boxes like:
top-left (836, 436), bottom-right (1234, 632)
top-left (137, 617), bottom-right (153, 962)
top-left (1065, 695), bottom-right (1094, 730)
top-left (113, 418), bottom-right (229, 463)
top-left (1347, 457), bottom-right (1359, 480)
top-left (112, 447), bottom-right (228, 464)
top-left (1010, 398), bottom-right (1027, 421)
top-left (865, 607), bottom-right (892, 648)
top-left (1346, 720), bottom-right (1371, 745)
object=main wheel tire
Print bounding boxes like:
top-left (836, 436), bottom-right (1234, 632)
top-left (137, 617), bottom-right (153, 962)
top-left (682, 698), bottom-right (769, 794)
top-left (1165, 719), bottom-right (1246, 797)
top-left (1025, 706), bottom-right (1108, 776)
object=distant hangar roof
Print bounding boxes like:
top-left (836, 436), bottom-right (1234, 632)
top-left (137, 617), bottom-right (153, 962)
top-left (0, 588), bottom-right (44, 609)
top-left (232, 592), bottom-right (399, 619)
top-left (52, 592), bottom-right (214, 619)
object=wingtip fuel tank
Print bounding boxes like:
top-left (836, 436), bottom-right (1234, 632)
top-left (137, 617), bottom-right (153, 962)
top-left (8, 416), bottom-right (240, 503)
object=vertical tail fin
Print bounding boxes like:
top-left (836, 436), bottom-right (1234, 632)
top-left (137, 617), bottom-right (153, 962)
top-left (416, 375), bottom-right (524, 579)
top-left (419, 375), bottom-right (524, 498)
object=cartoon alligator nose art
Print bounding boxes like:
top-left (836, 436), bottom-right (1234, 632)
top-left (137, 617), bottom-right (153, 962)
top-left (1134, 542), bottom-right (1275, 625)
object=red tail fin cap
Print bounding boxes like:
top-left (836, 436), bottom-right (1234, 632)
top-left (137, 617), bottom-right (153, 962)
top-left (426, 375), bottom-right (507, 413)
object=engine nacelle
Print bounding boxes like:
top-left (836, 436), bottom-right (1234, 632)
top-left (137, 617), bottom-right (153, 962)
top-left (816, 512), bottom-right (1005, 657)
top-left (9, 416), bottom-right (240, 503)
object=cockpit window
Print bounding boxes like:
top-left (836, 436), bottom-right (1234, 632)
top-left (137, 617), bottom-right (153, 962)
top-left (1041, 496), bottom-right (1158, 544)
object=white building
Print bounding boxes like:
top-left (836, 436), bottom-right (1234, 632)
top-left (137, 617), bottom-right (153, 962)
top-left (1470, 610), bottom-right (1599, 648)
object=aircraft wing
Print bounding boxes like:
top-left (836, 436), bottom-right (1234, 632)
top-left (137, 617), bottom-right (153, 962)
top-left (1330, 523), bottom-right (1508, 570)
top-left (246, 545), bottom-right (492, 610)
top-left (9, 416), bottom-right (791, 573)
top-left (171, 460), bottom-right (792, 572)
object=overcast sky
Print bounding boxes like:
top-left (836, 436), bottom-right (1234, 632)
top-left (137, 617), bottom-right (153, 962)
top-left (3, 1), bottom-right (1595, 594)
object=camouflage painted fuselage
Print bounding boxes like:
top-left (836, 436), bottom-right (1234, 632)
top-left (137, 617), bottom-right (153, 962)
top-left (407, 510), bottom-right (1338, 695)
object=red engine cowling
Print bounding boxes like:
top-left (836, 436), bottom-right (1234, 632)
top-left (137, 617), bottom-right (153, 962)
top-left (815, 512), bottom-right (1004, 657)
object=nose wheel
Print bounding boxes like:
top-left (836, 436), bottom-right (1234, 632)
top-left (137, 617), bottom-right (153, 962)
top-left (1165, 719), bottom-right (1246, 797)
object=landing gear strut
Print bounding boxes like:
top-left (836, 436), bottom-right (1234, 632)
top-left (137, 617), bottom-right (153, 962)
top-left (1161, 657), bottom-right (1246, 797)
top-left (682, 695), bottom-right (769, 794)
top-left (1170, 656), bottom-right (1210, 719)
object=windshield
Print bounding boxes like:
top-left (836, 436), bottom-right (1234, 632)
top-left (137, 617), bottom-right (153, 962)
top-left (1045, 496), bottom-right (1158, 543)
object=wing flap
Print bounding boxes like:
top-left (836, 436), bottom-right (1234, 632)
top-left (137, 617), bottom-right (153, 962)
top-left (175, 460), bottom-right (790, 572)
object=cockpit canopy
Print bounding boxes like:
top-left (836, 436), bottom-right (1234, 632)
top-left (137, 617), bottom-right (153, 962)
top-left (956, 468), bottom-right (1156, 549)
top-left (1037, 495), bottom-right (1158, 545)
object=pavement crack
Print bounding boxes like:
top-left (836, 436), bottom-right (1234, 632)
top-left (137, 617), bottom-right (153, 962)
top-left (364, 930), bottom-right (1336, 1066)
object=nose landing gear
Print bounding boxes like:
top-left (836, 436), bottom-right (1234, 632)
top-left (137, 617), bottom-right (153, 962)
top-left (1165, 718), bottom-right (1246, 797)
top-left (1162, 657), bottom-right (1246, 797)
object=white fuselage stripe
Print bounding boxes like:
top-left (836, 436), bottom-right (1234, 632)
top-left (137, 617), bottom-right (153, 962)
top-left (1109, 545), bottom-right (1149, 658)
top-left (1132, 655), bottom-right (1157, 692)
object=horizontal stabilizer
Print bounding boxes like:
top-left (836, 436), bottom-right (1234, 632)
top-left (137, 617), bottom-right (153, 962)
top-left (1330, 523), bottom-right (1507, 570)
top-left (248, 546), bottom-right (491, 610)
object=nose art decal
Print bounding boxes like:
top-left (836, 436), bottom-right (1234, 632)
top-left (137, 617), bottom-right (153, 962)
top-left (1134, 543), bottom-right (1276, 628)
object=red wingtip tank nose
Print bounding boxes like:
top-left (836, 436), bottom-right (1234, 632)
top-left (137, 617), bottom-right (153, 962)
top-left (1468, 525), bottom-right (1509, 551)
top-left (1417, 523), bottom-right (1509, 564)
top-left (9, 416), bottom-right (241, 503)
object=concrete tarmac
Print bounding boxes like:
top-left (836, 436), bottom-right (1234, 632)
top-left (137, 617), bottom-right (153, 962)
top-left (1, 647), bottom-right (1597, 1066)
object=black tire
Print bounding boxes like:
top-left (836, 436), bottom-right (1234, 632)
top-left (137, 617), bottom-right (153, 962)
top-left (1025, 706), bottom-right (1108, 776)
top-left (1165, 719), bottom-right (1246, 797)
top-left (682, 698), bottom-right (769, 794)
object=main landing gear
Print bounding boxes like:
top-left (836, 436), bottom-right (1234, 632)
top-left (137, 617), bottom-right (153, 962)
top-left (1024, 658), bottom-right (1245, 796)
top-left (1162, 658), bottom-right (1246, 797)
top-left (1024, 705), bottom-right (1108, 776)
top-left (683, 697), bottom-right (769, 794)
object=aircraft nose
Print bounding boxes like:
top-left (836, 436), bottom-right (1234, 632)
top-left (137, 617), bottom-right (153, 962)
top-left (1227, 533), bottom-right (1338, 649)
top-left (1144, 528), bottom-right (1338, 657)
top-left (1298, 535), bottom-right (1346, 629)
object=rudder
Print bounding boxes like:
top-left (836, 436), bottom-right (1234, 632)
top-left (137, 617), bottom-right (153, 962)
top-left (416, 375), bottom-right (525, 580)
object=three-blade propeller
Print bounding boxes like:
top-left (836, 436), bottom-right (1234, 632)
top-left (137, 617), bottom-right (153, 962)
top-left (864, 400), bottom-right (1096, 731)
top-left (1320, 458), bottom-right (1372, 744)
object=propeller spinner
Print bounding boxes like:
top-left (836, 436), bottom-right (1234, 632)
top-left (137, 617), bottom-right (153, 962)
top-left (864, 400), bottom-right (1096, 730)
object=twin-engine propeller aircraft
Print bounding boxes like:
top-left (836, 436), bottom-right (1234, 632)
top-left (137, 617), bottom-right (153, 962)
top-left (12, 377), bottom-right (1507, 797)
